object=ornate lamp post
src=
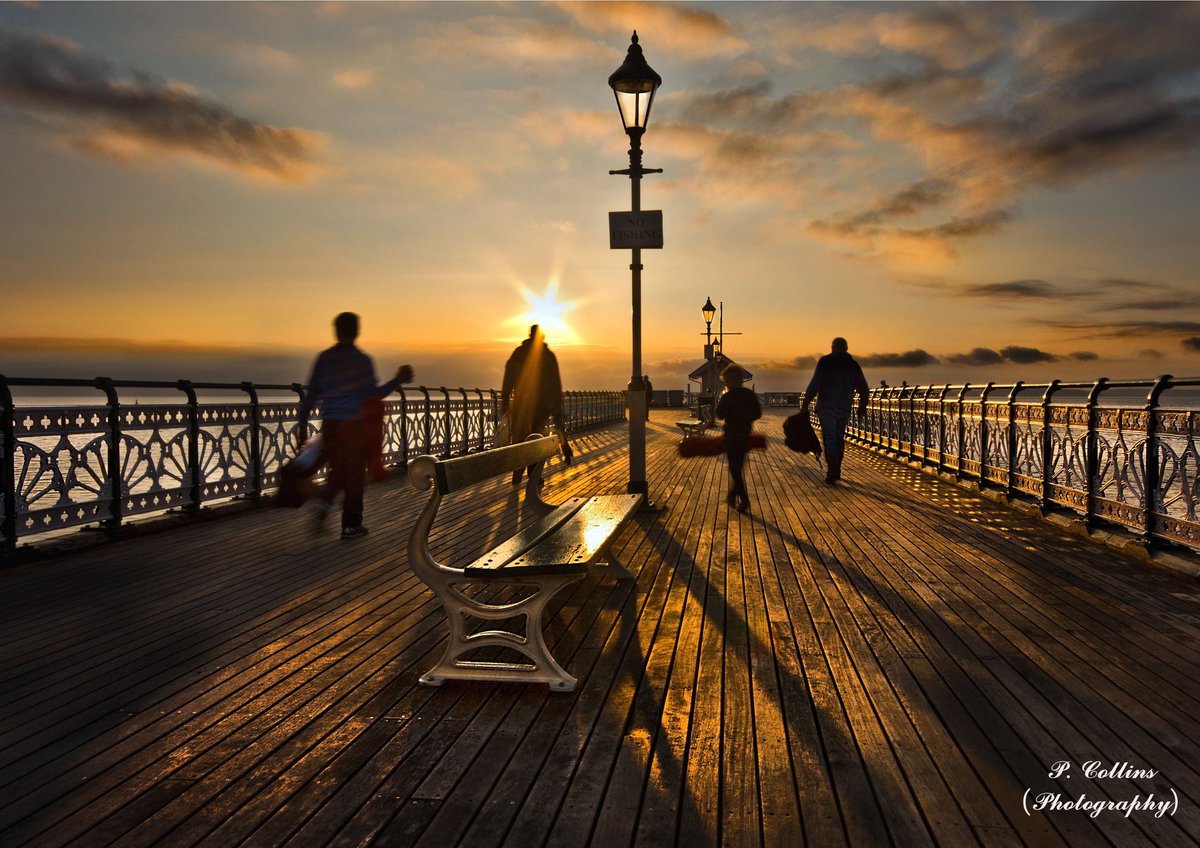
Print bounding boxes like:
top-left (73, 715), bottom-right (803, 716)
top-left (609, 32), bottom-right (662, 498)
top-left (702, 296), bottom-right (716, 358)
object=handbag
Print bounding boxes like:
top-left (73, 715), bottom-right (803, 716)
top-left (277, 434), bottom-right (323, 508)
top-left (783, 412), bottom-right (822, 463)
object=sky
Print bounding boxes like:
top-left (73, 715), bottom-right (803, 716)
top-left (2, 1), bottom-right (1199, 393)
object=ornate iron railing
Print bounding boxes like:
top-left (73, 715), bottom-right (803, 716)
top-left (827, 376), bottom-right (1200, 553)
top-left (0, 376), bottom-right (626, 552)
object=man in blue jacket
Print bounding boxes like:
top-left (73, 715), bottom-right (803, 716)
top-left (802, 337), bottom-right (869, 485)
top-left (299, 312), bottom-right (413, 538)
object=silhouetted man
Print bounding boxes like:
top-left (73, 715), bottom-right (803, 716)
top-left (299, 312), bottom-right (413, 538)
top-left (643, 374), bottom-right (653, 420)
top-left (501, 324), bottom-right (563, 485)
top-left (802, 337), bottom-right (869, 485)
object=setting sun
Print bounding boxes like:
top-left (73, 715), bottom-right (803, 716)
top-left (513, 280), bottom-right (580, 344)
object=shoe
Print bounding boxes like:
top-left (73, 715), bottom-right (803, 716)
top-left (726, 491), bottom-right (737, 507)
top-left (341, 525), bottom-right (369, 539)
top-left (512, 469), bottom-right (524, 487)
top-left (737, 499), bottom-right (751, 514)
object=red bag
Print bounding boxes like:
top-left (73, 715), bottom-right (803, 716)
top-left (362, 396), bottom-right (388, 482)
top-left (678, 434), bottom-right (725, 457)
top-left (678, 432), bottom-right (766, 457)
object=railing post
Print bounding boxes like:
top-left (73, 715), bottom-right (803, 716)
top-left (420, 387), bottom-right (432, 455)
top-left (920, 386), bottom-right (933, 465)
top-left (291, 382), bottom-right (307, 445)
top-left (1006, 382), bottom-right (1023, 500)
top-left (473, 389), bottom-right (485, 450)
top-left (955, 384), bottom-right (970, 482)
top-left (95, 377), bottom-right (123, 534)
top-left (400, 389), bottom-right (410, 465)
top-left (1143, 375), bottom-right (1173, 547)
top-left (177, 380), bottom-right (201, 513)
top-left (936, 385), bottom-right (950, 475)
top-left (1083, 377), bottom-right (1109, 529)
top-left (241, 382), bottom-right (263, 500)
top-left (1040, 380), bottom-right (1062, 511)
top-left (440, 388), bottom-right (452, 457)
top-left (1, 375), bottom-right (17, 553)
top-left (458, 388), bottom-right (470, 452)
top-left (978, 382), bottom-right (996, 488)
top-left (907, 385), bottom-right (917, 461)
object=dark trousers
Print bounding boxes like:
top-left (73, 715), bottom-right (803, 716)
top-left (320, 419), bottom-right (366, 529)
top-left (727, 444), bottom-right (749, 503)
top-left (511, 413), bottom-right (550, 484)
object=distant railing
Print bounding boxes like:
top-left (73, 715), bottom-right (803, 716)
top-left (827, 376), bottom-right (1200, 553)
top-left (0, 376), bottom-right (626, 552)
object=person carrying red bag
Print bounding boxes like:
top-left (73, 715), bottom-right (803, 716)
top-left (298, 312), bottom-right (413, 539)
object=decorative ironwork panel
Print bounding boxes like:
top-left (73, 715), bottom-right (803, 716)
top-left (1155, 408), bottom-right (1200, 540)
top-left (1041, 403), bottom-right (1086, 515)
top-left (1093, 407), bottom-right (1147, 523)
top-left (960, 402), bottom-right (983, 474)
top-left (12, 406), bottom-right (112, 534)
top-left (981, 403), bottom-right (1009, 484)
top-left (114, 405), bottom-right (194, 518)
top-left (1012, 404), bottom-right (1042, 486)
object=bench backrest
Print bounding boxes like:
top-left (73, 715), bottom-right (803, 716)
top-left (699, 404), bottom-right (714, 425)
top-left (412, 435), bottom-right (560, 496)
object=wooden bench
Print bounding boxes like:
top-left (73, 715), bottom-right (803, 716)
top-left (675, 403), bottom-right (714, 437)
top-left (406, 434), bottom-right (640, 692)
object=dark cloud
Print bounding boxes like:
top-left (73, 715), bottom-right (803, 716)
top-left (1183, 337), bottom-right (1200, 353)
top-left (1068, 351), bottom-right (1099, 361)
top-left (835, 177), bottom-right (956, 229)
top-left (947, 347), bottom-right (1004, 366)
top-left (808, 208), bottom-right (1012, 249)
top-left (999, 345), bottom-right (1058, 364)
top-left (0, 28), bottom-right (323, 181)
top-left (858, 349), bottom-right (939, 368)
top-left (1097, 296), bottom-right (1200, 312)
top-left (965, 279), bottom-right (1060, 299)
top-left (1043, 319), bottom-right (1200, 338)
top-left (1136, 349), bottom-right (1164, 359)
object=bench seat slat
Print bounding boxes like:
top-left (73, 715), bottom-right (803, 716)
top-left (461, 498), bottom-right (588, 574)
top-left (435, 436), bottom-right (559, 494)
top-left (465, 494), bottom-right (641, 576)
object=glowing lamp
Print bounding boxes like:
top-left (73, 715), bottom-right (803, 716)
top-left (608, 31), bottom-right (661, 134)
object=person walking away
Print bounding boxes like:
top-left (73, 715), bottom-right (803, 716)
top-left (643, 374), bottom-right (653, 420)
top-left (802, 336), bottom-right (869, 485)
top-left (501, 324), bottom-right (564, 485)
top-left (299, 311), bottom-right (413, 538)
top-left (715, 364), bottom-right (761, 513)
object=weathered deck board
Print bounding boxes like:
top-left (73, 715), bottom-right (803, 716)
top-left (3, 410), bottom-right (1200, 847)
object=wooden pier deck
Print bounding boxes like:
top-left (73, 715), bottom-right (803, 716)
top-left (3, 410), bottom-right (1200, 847)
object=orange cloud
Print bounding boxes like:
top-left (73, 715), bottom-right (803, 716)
top-left (559, 1), bottom-right (745, 58)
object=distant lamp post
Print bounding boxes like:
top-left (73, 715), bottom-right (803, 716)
top-left (608, 31), bottom-right (662, 499)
